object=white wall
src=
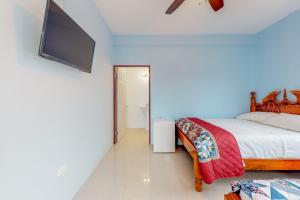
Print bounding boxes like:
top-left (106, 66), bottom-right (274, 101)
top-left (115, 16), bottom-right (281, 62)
top-left (125, 68), bottom-right (149, 129)
top-left (0, 0), bottom-right (113, 200)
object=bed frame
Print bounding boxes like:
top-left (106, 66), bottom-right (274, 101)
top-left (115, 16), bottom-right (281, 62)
top-left (224, 193), bottom-right (241, 200)
top-left (177, 89), bottom-right (300, 192)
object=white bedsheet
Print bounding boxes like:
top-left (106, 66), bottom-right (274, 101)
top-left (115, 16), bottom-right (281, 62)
top-left (205, 119), bottom-right (300, 159)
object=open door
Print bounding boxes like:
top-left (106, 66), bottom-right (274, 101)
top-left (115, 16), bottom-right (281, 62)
top-left (113, 65), bottom-right (151, 144)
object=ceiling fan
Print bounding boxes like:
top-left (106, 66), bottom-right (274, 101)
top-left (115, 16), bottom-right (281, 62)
top-left (165, 0), bottom-right (224, 14)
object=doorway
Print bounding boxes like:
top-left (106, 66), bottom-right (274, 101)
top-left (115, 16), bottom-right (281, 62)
top-left (113, 65), bottom-right (151, 144)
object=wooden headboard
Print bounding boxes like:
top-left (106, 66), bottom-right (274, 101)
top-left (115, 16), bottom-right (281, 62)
top-left (250, 89), bottom-right (300, 115)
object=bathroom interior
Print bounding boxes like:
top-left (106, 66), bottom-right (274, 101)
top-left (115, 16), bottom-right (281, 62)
top-left (116, 67), bottom-right (150, 143)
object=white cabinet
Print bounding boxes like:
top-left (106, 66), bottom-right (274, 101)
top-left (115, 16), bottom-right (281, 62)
top-left (153, 119), bottom-right (175, 153)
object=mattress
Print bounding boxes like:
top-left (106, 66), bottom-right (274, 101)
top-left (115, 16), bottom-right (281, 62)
top-left (205, 119), bottom-right (300, 159)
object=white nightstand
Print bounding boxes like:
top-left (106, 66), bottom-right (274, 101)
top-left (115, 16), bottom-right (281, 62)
top-left (153, 119), bottom-right (175, 153)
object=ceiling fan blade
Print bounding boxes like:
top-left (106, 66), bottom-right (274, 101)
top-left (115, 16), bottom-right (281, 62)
top-left (208, 0), bottom-right (224, 12)
top-left (165, 0), bottom-right (186, 14)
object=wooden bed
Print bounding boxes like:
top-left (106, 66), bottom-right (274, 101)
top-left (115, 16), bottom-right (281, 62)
top-left (176, 89), bottom-right (300, 192)
top-left (224, 193), bottom-right (241, 200)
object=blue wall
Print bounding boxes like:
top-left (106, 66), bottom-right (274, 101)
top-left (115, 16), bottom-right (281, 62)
top-left (113, 36), bottom-right (257, 121)
top-left (113, 9), bottom-right (300, 122)
top-left (0, 0), bottom-right (113, 200)
top-left (256, 10), bottom-right (300, 99)
top-left (113, 10), bottom-right (300, 143)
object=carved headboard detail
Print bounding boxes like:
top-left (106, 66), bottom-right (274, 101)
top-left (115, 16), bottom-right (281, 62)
top-left (250, 89), bottom-right (300, 115)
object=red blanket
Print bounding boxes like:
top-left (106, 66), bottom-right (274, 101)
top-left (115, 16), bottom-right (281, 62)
top-left (176, 118), bottom-right (244, 184)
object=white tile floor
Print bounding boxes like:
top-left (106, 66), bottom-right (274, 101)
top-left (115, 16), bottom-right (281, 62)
top-left (74, 129), bottom-right (300, 200)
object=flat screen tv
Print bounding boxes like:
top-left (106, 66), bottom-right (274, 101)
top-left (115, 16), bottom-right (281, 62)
top-left (39, 0), bottom-right (95, 73)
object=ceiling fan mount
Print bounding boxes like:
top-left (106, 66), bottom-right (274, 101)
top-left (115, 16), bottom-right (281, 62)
top-left (165, 0), bottom-right (224, 15)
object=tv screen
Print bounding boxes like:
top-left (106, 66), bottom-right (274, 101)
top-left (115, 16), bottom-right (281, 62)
top-left (39, 0), bottom-right (95, 73)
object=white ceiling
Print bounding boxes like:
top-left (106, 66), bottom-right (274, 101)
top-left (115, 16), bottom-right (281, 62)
top-left (95, 0), bottom-right (300, 35)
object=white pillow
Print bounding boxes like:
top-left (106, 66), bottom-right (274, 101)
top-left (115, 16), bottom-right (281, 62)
top-left (237, 112), bottom-right (279, 123)
top-left (262, 113), bottom-right (300, 132)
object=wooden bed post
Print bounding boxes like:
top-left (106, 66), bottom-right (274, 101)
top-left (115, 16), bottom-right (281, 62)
top-left (250, 91), bottom-right (257, 112)
top-left (177, 126), bottom-right (203, 192)
top-left (290, 90), bottom-right (300, 104)
top-left (192, 152), bottom-right (203, 192)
